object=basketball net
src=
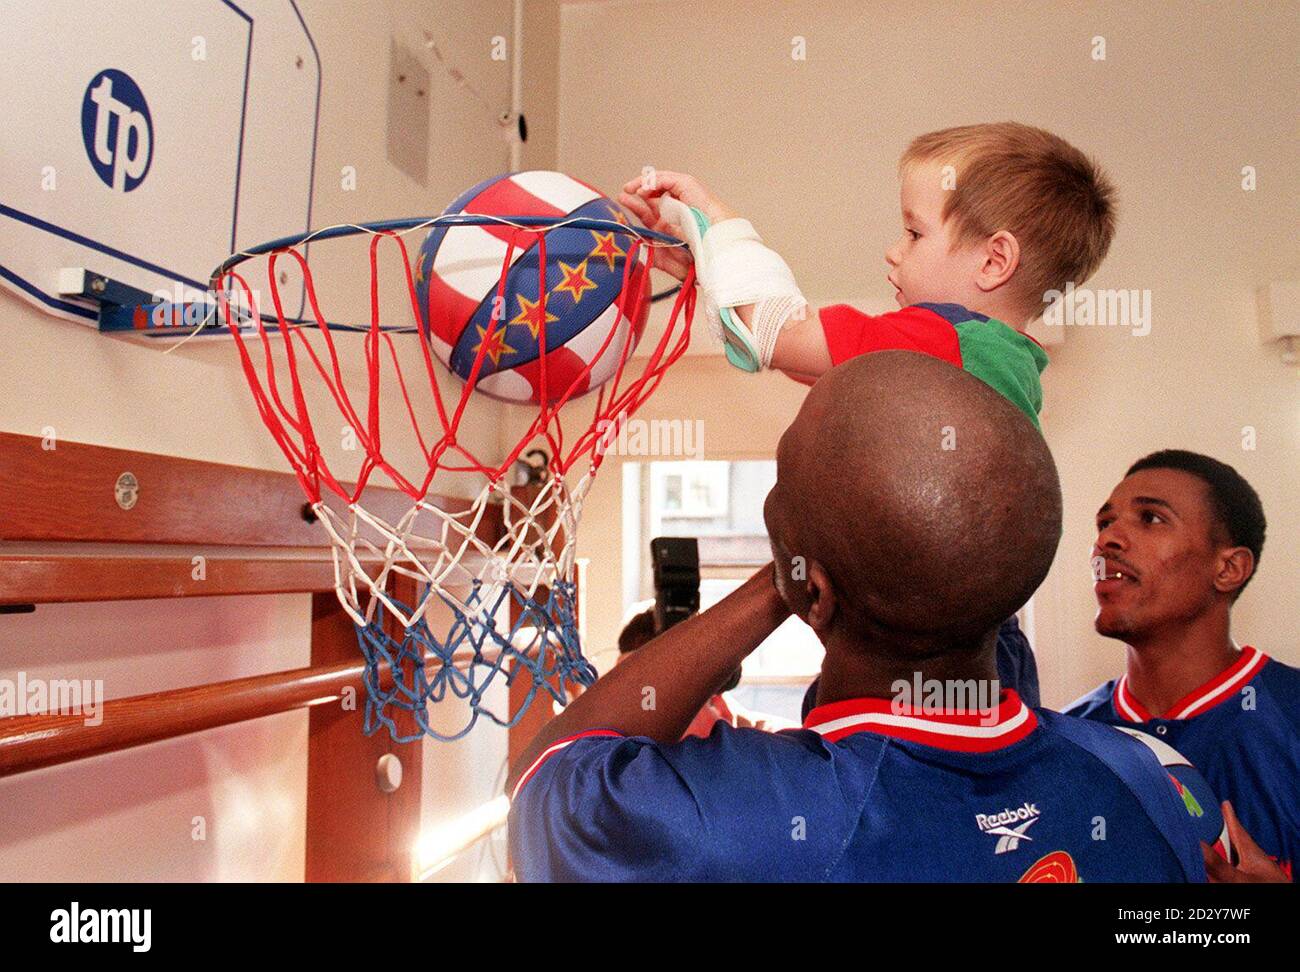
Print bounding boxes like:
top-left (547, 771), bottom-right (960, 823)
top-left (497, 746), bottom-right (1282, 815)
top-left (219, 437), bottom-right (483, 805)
top-left (215, 215), bottom-right (694, 740)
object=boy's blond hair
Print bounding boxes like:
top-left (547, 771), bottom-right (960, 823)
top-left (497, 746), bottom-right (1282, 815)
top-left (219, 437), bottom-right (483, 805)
top-left (901, 122), bottom-right (1116, 316)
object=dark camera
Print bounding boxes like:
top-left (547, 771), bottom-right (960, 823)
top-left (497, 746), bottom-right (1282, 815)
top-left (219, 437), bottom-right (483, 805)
top-left (650, 537), bottom-right (700, 635)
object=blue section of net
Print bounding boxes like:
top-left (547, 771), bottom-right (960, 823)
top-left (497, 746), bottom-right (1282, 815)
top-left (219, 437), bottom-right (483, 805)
top-left (353, 579), bottom-right (596, 743)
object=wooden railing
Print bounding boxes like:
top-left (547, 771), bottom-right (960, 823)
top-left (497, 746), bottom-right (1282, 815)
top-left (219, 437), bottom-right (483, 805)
top-left (0, 431), bottom-right (520, 882)
top-left (0, 658), bottom-right (368, 777)
top-left (0, 643), bottom-right (498, 778)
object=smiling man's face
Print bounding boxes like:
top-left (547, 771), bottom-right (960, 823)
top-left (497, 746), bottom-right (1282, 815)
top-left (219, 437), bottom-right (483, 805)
top-left (1091, 468), bottom-right (1228, 640)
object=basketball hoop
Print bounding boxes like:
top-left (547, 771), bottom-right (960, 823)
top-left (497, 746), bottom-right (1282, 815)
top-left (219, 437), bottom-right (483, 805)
top-left (214, 212), bottom-right (694, 741)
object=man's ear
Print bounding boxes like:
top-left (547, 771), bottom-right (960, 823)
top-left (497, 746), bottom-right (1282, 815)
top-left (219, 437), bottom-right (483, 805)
top-left (1214, 546), bottom-right (1255, 598)
top-left (804, 559), bottom-right (838, 634)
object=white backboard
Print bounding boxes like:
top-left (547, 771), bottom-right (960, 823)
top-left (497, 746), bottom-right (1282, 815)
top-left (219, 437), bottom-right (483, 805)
top-left (0, 0), bottom-right (320, 324)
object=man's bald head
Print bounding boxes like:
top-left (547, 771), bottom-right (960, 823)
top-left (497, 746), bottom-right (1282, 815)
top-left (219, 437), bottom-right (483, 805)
top-left (763, 351), bottom-right (1061, 654)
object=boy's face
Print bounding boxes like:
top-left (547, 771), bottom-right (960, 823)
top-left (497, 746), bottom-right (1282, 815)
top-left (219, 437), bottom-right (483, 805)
top-left (885, 161), bottom-right (986, 309)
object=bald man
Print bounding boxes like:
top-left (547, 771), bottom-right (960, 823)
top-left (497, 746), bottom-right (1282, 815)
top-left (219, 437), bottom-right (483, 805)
top-left (506, 352), bottom-right (1205, 882)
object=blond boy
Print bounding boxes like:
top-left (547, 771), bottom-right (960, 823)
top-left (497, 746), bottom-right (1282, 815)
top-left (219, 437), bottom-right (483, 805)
top-left (619, 121), bottom-right (1117, 430)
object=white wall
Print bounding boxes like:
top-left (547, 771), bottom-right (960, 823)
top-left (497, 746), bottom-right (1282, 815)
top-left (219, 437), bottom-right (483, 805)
top-left (553, 0), bottom-right (1299, 704)
top-left (0, 0), bottom-right (527, 881)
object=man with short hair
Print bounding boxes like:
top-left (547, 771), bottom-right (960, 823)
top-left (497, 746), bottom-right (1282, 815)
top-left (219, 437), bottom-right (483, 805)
top-left (506, 353), bottom-right (1205, 882)
top-left (1068, 450), bottom-right (1298, 882)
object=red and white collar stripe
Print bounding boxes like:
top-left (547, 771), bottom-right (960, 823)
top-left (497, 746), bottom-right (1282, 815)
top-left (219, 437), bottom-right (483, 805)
top-left (802, 690), bottom-right (1037, 752)
top-left (1115, 645), bottom-right (1269, 722)
top-left (510, 729), bottom-right (623, 801)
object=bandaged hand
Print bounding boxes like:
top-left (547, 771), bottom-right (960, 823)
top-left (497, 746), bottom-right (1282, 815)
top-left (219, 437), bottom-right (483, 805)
top-left (619, 170), bottom-right (734, 283)
top-left (619, 171), bottom-right (806, 371)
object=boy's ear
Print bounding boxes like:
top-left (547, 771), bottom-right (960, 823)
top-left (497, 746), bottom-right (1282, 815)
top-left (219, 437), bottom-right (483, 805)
top-left (976, 230), bottom-right (1021, 293)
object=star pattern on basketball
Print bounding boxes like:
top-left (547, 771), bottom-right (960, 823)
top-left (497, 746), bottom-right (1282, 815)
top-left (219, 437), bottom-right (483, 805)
top-left (510, 292), bottom-right (561, 340)
top-left (415, 171), bottom-right (653, 403)
top-left (555, 259), bottom-right (599, 303)
top-left (471, 322), bottom-right (517, 366)
top-left (588, 231), bottom-right (625, 272)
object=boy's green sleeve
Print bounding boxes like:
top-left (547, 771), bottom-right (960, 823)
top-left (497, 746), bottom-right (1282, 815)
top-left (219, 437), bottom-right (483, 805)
top-left (954, 320), bottom-right (1049, 430)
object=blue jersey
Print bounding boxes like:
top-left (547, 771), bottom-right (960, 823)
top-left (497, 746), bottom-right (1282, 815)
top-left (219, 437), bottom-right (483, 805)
top-left (994, 615), bottom-right (1041, 707)
top-left (1068, 646), bottom-right (1300, 880)
top-left (509, 691), bottom-right (1206, 882)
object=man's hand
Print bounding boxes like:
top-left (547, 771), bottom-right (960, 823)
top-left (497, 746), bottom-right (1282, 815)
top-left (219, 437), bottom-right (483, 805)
top-left (1201, 801), bottom-right (1291, 883)
top-left (504, 563), bottom-right (789, 796)
top-left (618, 171), bottom-right (739, 282)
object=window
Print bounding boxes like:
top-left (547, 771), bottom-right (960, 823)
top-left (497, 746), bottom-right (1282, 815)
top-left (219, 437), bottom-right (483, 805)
top-left (652, 460), bottom-right (730, 519)
top-left (622, 459), bottom-right (822, 723)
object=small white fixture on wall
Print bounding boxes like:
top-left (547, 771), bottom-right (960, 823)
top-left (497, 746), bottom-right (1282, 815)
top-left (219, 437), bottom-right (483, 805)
top-left (1257, 281), bottom-right (1300, 364)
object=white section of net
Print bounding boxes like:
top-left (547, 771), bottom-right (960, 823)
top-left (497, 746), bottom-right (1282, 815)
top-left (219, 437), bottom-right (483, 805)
top-left (313, 466), bottom-right (596, 632)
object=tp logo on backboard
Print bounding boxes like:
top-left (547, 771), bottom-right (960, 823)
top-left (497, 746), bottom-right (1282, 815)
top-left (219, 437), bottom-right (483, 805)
top-left (81, 69), bottom-right (153, 192)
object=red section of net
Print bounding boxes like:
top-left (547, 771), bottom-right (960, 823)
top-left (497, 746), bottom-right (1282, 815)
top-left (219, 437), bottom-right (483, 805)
top-left (218, 225), bottom-right (694, 506)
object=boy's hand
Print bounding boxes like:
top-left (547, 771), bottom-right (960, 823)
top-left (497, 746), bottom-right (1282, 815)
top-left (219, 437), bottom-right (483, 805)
top-left (619, 170), bottom-right (831, 378)
top-left (622, 170), bottom-right (738, 224)
top-left (618, 171), bottom-right (739, 282)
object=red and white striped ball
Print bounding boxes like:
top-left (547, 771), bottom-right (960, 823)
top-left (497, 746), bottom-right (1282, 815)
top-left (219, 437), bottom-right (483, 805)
top-left (414, 170), bottom-right (651, 404)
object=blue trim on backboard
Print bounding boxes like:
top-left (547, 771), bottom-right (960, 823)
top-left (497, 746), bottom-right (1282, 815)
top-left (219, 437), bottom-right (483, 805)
top-left (0, 203), bottom-right (209, 291)
top-left (228, 0), bottom-right (254, 251)
top-left (288, 0), bottom-right (322, 321)
top-left (221, 0), bottom-right (253, 26)
top-left (0, 264), bottom-right (98, 322)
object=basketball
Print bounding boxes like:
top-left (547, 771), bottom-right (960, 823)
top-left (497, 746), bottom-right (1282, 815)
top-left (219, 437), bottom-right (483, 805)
top-left (413, 170), bottom-right (651, 404)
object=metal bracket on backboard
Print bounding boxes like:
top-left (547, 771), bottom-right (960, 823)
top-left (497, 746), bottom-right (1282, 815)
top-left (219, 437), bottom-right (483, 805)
top-left (57, 267), bottom-right (250, 340)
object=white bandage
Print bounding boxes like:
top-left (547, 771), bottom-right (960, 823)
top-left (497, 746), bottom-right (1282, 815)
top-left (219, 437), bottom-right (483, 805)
top-left (659, 197), bottom-right (806, 370)
top-left (751, 294), bottom-right (807, 369)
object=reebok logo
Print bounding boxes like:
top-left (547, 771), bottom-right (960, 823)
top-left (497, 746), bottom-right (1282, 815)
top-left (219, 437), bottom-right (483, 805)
top-left (976, 801), bottom-right (1041, 854)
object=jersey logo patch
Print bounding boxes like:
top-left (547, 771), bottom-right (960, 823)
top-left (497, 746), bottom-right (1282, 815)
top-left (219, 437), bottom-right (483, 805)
top-left (1018, 851), bottom-right (1080, 883)
top-left (976, 801), bottom-right (1041, 853)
